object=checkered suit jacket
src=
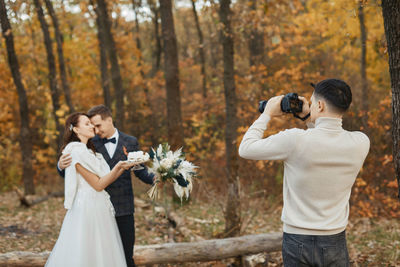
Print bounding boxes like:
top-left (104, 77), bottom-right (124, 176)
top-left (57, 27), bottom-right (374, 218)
top-left (58, 130), bottom-right (154, 217)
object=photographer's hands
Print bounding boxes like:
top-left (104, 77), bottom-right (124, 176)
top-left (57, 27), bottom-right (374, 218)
top-left (298, 96), bottom-right (311, 122)
top-left (263, 95), bottom-right (311, 122)
top-left (263, 95), bottom-right (284, 118)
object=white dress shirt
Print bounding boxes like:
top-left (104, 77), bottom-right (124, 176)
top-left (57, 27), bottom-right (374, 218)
top-left (105, 129), bottom-right (119, 158)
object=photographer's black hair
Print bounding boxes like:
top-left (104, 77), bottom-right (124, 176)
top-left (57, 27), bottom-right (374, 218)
top-left (312, 79), bottom-right (352, 113)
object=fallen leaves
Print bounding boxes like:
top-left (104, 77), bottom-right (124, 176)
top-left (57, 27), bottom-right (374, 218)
top-left (1, 186), bottom-right (399, 266)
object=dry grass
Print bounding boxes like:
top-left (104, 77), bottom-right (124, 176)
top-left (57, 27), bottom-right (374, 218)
top-left (0, 182), bottom-right (399, 266)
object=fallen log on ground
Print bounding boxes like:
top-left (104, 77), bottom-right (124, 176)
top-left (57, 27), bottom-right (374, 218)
top-left (0, 232), bottom-right (282, 266)
top-left (14, 187), bottom-right (63, 207)
top-left (134, 232), bottom-right (282, 265)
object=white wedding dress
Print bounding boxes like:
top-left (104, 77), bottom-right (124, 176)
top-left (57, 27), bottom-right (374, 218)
top-left (45, 142), bottom-right (127, 267)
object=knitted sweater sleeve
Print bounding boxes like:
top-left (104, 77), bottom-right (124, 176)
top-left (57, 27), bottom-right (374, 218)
top-left (238, 113), bottom-right (298, 161)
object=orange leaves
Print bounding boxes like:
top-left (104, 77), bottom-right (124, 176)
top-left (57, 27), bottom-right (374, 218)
top-left (255, 160), bottom-right (266, 171)
top-left (357, 200), bottom-right (374, 218)
top-left (4, 29), bottom-right (11, 36)
top-left (356, 177), bottom-right (367, 187)
top-left (387, 180), bottom-right (398, 189)
top-left (353, 176), bottom-right (400, 218)
top-left (382, 154), bottom-right (393, 166)
top-left (0, 0), bottom-right (395, 220)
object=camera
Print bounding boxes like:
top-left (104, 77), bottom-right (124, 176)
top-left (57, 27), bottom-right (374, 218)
top-left (258, 93), bottom-right (303, 114)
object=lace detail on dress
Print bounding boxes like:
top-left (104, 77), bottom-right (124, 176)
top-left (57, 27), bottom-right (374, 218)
top-left (103, 191), bottom-right (115, 216)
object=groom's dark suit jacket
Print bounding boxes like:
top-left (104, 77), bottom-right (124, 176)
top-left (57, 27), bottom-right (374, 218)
top-left (59, 131), bottom-right (154, 217)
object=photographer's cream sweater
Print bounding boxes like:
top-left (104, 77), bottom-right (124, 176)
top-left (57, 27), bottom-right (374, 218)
top-left (239, 114), bottom-right (370, 235)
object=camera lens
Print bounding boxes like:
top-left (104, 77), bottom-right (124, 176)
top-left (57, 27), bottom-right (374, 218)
top-left (259, 93), bottom-right (303, 114)
top-left (258, 100), bottom-right (268, 113)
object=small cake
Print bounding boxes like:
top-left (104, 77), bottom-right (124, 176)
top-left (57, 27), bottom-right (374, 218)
top-left (127, 151), bottom-right (150, 162)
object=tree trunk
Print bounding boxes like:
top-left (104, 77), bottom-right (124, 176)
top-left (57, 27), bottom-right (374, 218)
top-left (358, 0), bottom-right (368, 131)
top-left (132, 0), bottom-right (158, 145)
top-left (159, 0), bottom-right (184, 149)
top-left (44, 0), bottom-right (74, 113)
top-left (27, 19), bottom-right (43, 84)
top-left (180, 15), bottom-right (191, 59)
top-left (148, 0), bottom-right (162, 76)
top-left (206, 18), bottom-right (219, 70)
top-left (0, 233), bottom-right (282, 266)
top-left (219, 0), bottom-right (241, 238)
top-left (191, 0), bottom-right (207, 99)
top-left (0, 0), bottom-right (35, 194)
top-left (95, 0), bottom-right (125, 130)
top-left (248, 0), bottom-right (265, 66)
top-left (91, 0), bottom-right (112, 108)
top-left (381, 0), bottom-right (400, 198)
top-left (33, 0), bottom-right (63, 148)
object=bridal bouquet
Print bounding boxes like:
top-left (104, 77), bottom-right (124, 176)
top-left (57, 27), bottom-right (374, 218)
top-left (147, 143), bottom-right (198, 201)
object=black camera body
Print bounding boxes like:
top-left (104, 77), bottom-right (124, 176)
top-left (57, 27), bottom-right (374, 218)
top-left (258, 93), bottom-right (303, 114)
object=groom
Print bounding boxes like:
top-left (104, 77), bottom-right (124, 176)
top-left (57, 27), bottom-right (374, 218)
top-left (58, 104), bottom-right (154, 267)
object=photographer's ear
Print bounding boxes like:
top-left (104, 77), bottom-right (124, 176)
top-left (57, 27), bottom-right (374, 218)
top-left (317, 99), bottom-right (325, 113)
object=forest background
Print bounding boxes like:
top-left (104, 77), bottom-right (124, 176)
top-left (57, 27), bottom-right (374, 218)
top-left (0, 0), bottom-right (399, 266)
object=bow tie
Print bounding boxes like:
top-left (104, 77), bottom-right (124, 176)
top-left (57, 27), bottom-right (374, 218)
top-left (102, 137), bottom-right (116, 144)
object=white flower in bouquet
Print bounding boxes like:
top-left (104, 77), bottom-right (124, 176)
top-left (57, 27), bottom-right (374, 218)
top-left (147, 143), bottom-right (198, 201)
top-left (178, 160), bottom-right (196, 177)
top-left (160, 158), bottom-right (174, 169)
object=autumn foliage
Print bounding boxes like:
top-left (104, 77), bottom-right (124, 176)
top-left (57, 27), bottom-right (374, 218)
top-left (0, 0), bottom-right (398, 218)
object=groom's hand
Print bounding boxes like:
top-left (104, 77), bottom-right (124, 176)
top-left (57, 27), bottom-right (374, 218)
top-left (59, 153), bottom-right (72, 170)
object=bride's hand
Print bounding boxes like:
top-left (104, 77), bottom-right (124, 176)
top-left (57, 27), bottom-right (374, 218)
top-left (119, 161), bottom-right (141, 170)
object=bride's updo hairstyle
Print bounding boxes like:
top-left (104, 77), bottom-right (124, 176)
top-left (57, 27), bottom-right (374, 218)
top-left (60, 112), bottom-right (96, 155)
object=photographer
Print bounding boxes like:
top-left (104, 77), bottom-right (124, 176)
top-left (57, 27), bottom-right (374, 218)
top-left (239, 79), bottom-right (370, 267)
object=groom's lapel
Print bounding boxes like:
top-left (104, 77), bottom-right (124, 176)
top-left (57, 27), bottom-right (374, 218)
top-left (98, 145), bottom-right (111, 162)
top-left (93, 136), bottom-right (111, 162)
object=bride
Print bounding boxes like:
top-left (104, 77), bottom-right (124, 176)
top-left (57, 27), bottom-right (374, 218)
top-left (45, 112), bottom-right (138, 267)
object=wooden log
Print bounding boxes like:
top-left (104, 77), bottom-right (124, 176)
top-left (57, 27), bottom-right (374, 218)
top-left (134, 233), bottom-right (282, 265)
top-left (14, 188), bottom-right (63, 207)
top-left (0, 233), bottom-right (282, 266)
top-left (0, 251), bottom-right (50, 267)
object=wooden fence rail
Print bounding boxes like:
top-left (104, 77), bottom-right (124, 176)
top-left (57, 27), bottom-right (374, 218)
top-left (0, 232), bottom-right (282, 266)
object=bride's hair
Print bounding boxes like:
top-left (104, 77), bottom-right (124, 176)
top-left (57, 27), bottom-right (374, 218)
top-left (60, 112), bottom-right (96, 155)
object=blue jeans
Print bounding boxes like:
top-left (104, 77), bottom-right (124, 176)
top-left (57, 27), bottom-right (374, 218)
top-left (282, 231), bottom-right (350, 267)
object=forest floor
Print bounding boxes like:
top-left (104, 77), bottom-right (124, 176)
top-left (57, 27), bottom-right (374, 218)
top-left (0, 179), bottom-right (399, 267)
